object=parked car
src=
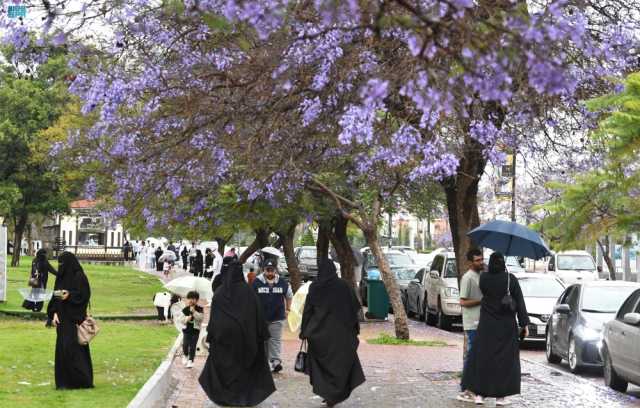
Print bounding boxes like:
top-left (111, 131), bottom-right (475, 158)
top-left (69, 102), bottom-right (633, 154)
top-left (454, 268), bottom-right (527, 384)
top-left (547, 250), bottom-right (599, 284)
top-left (601, 288), bottom-right (640, 393)
top-left (391, 246), bottom-right (419, 262)
top-left (513, 273), bottom-right (565, 341)
top-left (359, 249), bottom-right (416, 306)
top-left (424, 252), bottom-right (460, 330)
top-left (405, 263), bottom-right (432, 321)
top-left (545, 281), bottom-right (640, 373)
top-left (293, 246), bottom-right (340, 282)
top-left (506, 256), bottom-right (526, 274)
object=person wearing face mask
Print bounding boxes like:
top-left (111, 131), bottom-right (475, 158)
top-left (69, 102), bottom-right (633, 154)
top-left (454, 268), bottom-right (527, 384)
top-left (252, 257), bottom-right (293, 373)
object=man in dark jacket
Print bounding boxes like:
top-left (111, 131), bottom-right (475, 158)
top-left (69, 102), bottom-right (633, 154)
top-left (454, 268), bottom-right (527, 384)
top-left (252, 258), bottom-right (292, 373)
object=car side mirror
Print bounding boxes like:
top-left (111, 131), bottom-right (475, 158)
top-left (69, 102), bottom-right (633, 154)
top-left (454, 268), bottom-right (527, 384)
top-left (548, 264), bottom-right (555, 272)
top-left (554, 304), bottom-right (571, 314)
top-left (430, 270), bottom-right (440, 278)
top-left (597, 266), bottom-right (603, 273)
top-left (623, 313), bottom-right (640, 326)
top-left (411, 278), bottom-right (419, 283)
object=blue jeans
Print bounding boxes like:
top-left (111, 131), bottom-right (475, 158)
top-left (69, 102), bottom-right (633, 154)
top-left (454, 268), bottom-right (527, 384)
top-left (461, 329), bottom-right (477, 390)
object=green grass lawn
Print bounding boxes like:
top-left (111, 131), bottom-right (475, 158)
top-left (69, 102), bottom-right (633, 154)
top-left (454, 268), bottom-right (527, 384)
top-left (0, 317), bottom-right (177, 407)
top-left (1, 257), bottom-right (165, 316)
top-left (367, 332), bottom-right (449, 347)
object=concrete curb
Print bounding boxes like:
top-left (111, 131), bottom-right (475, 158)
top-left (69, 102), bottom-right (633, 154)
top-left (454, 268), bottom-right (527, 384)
top-left (0, 310), bottom-right (157, 320)
top-left (127, 333), bottom-right (183, 408)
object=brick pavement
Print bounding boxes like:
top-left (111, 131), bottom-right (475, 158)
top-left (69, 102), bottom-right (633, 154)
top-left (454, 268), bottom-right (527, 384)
top-left (160, 316), bottom-right (639, 408)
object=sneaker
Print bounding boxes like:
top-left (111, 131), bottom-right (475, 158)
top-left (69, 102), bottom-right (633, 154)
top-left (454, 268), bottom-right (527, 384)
top-left (456, 391), bottom-right (475, 403)
top-left (272, 363), bottom-right (283, 373)
top-left (474, 395), bottom-right (484, 405)
top-left (186, 360), bottom-right (194, 369)
top-left (181, 356), bottom-right (188, 366)
top-left (496, 398), bottom-right (511, 406)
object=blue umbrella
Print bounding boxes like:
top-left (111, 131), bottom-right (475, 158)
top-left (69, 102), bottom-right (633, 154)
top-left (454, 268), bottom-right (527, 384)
top-left (467, 220), bottom-right (551, 260)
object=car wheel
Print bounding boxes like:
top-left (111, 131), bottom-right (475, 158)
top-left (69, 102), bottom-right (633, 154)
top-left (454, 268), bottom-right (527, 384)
top-left (418, 299), bottom-right (425, 322)
top-left (425, 296), bottom-right (436, 326)
top-left (436, 298), bottom-right (451, 331)
top-left (545, 327), bottom-right (561, 364)
top-left (568, 335), bottom-right (581, 373)
top-left (602, 344), bottom-right (628, 393)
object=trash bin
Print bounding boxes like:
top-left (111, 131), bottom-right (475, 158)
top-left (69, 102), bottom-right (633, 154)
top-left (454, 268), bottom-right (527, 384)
top-left (366, 279), bottom-right (389, 320)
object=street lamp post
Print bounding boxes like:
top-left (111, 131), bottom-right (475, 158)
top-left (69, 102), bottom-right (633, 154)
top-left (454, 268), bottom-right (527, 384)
top-left (511, 152), bottom-right (517, 222)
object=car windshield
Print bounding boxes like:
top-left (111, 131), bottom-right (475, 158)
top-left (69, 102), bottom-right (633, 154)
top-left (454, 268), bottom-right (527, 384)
top-left (394, 269), bottom-right (417, 280)
top-left (581, 286), bottom-right (638, 313)
top-left (518, 278), bottom-right (564, 298)
top-left (387, 253), bottom-right (414, 266)
top-left (443, 260), bottom-right (457, 278)
top-left (300, 248), bottom-right (316, 259)
top-left (505, 257), bottom-right (522, 267)
top-left (557, 255), bottom-right (595, 271)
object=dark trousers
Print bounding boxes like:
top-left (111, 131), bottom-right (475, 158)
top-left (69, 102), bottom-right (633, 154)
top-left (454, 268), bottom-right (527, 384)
top-left (156, 306), bottom-right (166, 321)
top-left (182, 329), bottom-right (199, 361)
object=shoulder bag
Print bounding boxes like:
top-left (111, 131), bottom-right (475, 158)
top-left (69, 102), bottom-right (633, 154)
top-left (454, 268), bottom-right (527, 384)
top-left (294, 339), bottom-right (308, 374)
top-left (501, 273), bottom-right (517, 313)
top-left (77, 304), bottom-right (100, 345)
top-left (28, 263), bottom-right (40, 288)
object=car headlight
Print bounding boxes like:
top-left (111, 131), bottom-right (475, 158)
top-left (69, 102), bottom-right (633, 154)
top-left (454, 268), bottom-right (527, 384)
top-left (577, 325), bottom-right (602, 341)
top-left (444, 287), bottom-right (459, 297)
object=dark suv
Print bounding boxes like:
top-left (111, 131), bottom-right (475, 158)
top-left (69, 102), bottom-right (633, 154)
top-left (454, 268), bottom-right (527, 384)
top-left (295, 246), bottom-right (320, 281)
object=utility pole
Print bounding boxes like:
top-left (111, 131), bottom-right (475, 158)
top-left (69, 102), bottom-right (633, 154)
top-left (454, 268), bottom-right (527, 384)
top-left (511, 152), bottom-right (517, 222)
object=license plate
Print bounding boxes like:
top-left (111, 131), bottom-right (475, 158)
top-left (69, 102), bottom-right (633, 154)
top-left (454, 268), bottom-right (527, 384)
top-left (537, 325), bottom-right (546, 335)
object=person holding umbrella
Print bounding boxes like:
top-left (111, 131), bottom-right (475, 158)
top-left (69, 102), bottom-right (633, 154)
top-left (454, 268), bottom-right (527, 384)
top-left (461, 252), bottom-right (529, 405)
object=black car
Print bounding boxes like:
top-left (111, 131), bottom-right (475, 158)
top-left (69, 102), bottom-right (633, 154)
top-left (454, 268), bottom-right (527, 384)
top-left (295, 246), bottom-right (320, 281)
top-left (546, 281), bottom-right (640, 373)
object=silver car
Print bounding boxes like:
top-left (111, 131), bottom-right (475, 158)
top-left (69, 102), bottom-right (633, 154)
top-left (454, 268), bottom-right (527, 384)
top-left (601, 288), bottom-right (640, 393)
top-left (513, 273), bottom-right (565, 341)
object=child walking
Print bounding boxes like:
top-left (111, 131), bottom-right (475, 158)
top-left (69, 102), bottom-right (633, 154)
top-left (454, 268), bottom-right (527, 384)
top-left (181, 291), bottom-right (204, 368)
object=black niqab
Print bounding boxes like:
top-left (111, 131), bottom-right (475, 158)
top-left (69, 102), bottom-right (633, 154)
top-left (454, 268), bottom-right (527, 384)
top-left (199, 262), bottom-right (275, 406)
top-left (46, 251), bottom-right (93, 389)
top-left (300, 258), bottom-right (365, 404)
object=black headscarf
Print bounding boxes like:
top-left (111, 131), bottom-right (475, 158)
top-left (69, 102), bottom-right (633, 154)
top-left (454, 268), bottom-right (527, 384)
top-left (488, 252), bottom-right (507, 274)
top-left (212, 255), bottom-right (238, 292)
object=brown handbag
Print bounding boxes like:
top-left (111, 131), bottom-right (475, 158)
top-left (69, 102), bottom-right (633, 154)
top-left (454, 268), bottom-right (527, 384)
top-left (77, 305), bottom-right (100, 345)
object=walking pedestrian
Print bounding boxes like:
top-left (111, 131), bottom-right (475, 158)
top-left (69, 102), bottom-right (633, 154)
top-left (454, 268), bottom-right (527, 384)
top-left (210, 242), bottom-right (223, 281)
top-left (22, 249), bottom-right (55, 312)
top-left (204, 248), bottom-right (214, 279)
top-left (123, 241), bottom-right (131, 261)
top-left (300, 258), bottom-right (365, 407)
top-left (153, 291), bottom-right (172, 322)
top-left (181, 246), bottom-right (188, 271)
top-left (137, 241), bottom-right (147, 270)
top-left (46, 251), bottom-right (93, 389)
top-left (188, 242), bottom-right (198, 272)
top-left (155, 245), bottom-right (164, 273)
top-left (461, 252), bottom-right (529, 405)
top-left (194, 249), bottom-right (204, 277)
top-left (456, 248), bottom-right (484, 403)
top-left (199, 261), bottom-right (275, 406)
top-left (180, 291), bottom-right (204, 369)
top-left (252, 258), bottom-right (292, 373)
top-left (148, 243), bottom-right (156, 270)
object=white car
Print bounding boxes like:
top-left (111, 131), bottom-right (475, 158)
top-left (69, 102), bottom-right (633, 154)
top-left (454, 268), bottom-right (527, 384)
top-left (512, 273), bottom-right (565, 341)
top-left (424, 252), bottom-right (461, 330)
top-left (547, 250), bottom-right (599, 284)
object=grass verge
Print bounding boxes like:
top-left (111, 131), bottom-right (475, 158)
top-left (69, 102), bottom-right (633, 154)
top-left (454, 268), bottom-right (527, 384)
top-left (367, 332), bottom-right (449, 347)
top-left (0, 317), bottom-right (177, 407)
top-left (0, 257), bottom-right (164, 316)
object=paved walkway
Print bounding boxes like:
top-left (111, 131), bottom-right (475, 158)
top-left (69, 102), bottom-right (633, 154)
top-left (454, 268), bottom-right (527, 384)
top-left (160, 316), bottom-right (639, 408)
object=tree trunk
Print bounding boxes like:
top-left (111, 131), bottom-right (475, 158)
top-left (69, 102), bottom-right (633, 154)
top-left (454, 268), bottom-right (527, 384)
top-left (27, 223), bottom-right (33, 256)
top-left (316, 220), bottom-right (330, 262)
top-left (328, 214), bottom-right (357, 290)
top-left (364, 226), bottom-right (410, 339)
top-left (441, 143), bottom-right (485, 280)
top-left (239, 229), bottom-right (270, 264)
top-left (597, 238), bottom-right (616, 281)
top-left (215, 234), bottom-right (233, 257)
top-left (426, 212), bottom-right (432, 249)
top-left (279, 223), bottom-right (302, 292)
top-left (11, 213), bottom-right (27, 267)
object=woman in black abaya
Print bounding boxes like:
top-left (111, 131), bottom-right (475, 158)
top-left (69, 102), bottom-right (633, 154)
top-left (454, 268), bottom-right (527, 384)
top-left (22, 249), bottom-right (56, 312)
top-left (461, 252), bottom-right (529, 404)
top-left (46, 251), bottom-right (94, 389)
top-left (155, 245), bottom-right (164, 272)
top-left (300, 258), bottom-right (365, 407)
top-left (199, 261), bottom-right (275, 406)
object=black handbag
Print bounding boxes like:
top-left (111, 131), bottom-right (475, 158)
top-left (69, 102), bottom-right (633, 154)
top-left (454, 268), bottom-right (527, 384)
top-left (294, 340), bottom-right (308, 374)
top-left (501, 273), bottom-right (517, 313)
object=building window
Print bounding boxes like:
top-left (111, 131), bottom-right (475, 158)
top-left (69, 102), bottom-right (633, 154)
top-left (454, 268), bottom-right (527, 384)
top-left (110, 231), bottom-right (114, 247)
top-left (69, 231), bottom-right (74, 246)
top-left (62, 230), bottom-right (66, 245)
top-left (117, 232), bottom-right (121, 247)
